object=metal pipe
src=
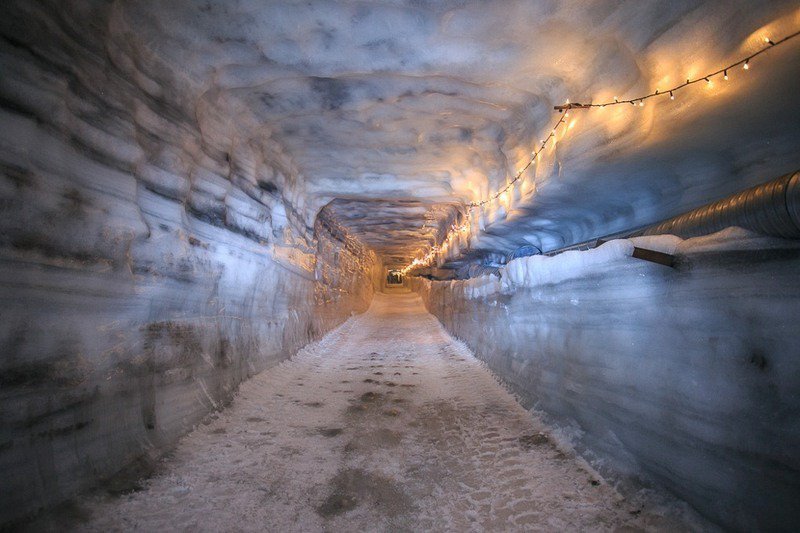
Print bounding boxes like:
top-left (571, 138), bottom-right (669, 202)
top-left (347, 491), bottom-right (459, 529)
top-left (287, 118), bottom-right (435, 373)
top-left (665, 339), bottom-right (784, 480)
top-left (640, 170), bottom-right (800, 239)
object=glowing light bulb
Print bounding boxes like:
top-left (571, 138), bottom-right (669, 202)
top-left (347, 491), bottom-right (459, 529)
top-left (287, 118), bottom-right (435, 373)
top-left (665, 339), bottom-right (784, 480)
top-left (724, 70), bottom-right (728, 80)
top-left (613, 96), bottom-right (619, 102)
top-left (744, 60), bottom-right (749, 70)
top-left (639, 100), bottom-right (644, 107)
top-left (669, 91), bottom-right (675, 100)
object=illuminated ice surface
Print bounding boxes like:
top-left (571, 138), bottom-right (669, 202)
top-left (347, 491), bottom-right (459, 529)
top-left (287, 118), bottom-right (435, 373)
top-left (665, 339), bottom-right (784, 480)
top-left (2, 1), bottom-right (800, 530)
top-left (6, 1), bottom-right (798, 268)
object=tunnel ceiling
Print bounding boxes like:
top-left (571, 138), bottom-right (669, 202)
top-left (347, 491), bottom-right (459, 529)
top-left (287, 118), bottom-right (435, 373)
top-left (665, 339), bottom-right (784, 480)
top-left (323, 199), bottom-right (463, 266)
top-left (110, 1), bottom-right (800, 267)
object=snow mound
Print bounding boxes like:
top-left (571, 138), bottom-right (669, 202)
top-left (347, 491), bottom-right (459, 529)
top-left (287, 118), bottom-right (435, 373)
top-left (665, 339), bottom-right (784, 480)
top-left (629, 234), bottom-right (683, 254)
top-left (501, 239), bottom-right (635, 289)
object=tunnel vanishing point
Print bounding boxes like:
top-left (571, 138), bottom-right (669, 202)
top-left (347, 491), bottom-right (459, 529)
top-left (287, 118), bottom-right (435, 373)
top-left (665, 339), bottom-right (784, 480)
top-left (2, 1), bottom-right (800, 531)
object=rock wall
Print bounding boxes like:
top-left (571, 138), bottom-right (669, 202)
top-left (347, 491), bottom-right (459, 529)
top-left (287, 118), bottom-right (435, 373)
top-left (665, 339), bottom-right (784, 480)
top-left (413, 231), bottom-right (800, 532)
top-left (0, 4), bottom-right (376, 525)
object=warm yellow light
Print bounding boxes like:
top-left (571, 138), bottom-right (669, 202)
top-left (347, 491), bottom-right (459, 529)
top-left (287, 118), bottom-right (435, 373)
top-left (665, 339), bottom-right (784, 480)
top-left (402, 26), bottom-right (797, 275)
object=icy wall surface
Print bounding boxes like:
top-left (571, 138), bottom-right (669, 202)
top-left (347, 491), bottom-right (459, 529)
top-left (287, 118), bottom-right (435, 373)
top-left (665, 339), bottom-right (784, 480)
top-left (414, 230), bottom-right (800, 531)
top-left (0, 3), bottom-right (376, 524)
top-left (2, 0), bottom-right (800, 526)
top-left (4, 0), bottom-right (797, 270)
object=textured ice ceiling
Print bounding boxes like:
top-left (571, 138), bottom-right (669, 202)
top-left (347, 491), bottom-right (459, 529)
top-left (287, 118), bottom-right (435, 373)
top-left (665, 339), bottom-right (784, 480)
top-left (112, 0), bottom-right (800, 267)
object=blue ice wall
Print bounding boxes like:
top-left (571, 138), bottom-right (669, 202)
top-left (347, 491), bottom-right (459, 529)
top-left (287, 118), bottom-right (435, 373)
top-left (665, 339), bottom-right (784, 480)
top-left (415, 234), bottom-right (800, 531)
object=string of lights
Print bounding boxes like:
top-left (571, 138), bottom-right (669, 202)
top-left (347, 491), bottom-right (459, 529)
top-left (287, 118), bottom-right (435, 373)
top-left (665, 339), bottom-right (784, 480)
top-left (400, 28), bottom-right (800, 275)
top-left (554, 29), bottom-right (800, 111)
top-left (468, 112), bottom-right (568, 208)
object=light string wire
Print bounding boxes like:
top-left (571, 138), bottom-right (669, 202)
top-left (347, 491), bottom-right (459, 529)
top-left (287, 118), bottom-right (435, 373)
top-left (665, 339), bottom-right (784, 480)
top-left (401, 28), bottom-right (800, 275)
top-left (555, 29), bottom-right (800, 110)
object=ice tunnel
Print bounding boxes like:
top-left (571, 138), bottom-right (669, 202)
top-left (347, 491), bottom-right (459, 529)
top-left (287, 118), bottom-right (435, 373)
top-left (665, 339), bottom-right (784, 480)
top-left (2, 1), bottom-right (800, 531)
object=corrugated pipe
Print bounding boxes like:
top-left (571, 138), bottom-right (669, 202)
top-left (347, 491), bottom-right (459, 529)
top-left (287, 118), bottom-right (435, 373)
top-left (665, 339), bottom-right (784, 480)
top-left (639, 170), bottom-right (800, 239)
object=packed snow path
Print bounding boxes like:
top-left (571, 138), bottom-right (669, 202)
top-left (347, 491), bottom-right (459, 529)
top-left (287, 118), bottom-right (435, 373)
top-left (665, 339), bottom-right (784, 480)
top-left (83, 293), bottom-right (696, 531)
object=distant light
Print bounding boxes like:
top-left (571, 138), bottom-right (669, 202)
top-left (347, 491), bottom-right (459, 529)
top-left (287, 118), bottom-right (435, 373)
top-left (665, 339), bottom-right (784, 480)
top-left (639, 100), bottom-right (644, 107)
top-left (723, 70), bottom-right (728, 80)
top-left (669, 91), bottom-right (675, 100)
top-left (744, 60), bottom-right (749, 70)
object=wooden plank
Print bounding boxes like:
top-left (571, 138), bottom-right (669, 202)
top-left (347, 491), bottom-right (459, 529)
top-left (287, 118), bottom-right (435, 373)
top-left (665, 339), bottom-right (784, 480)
top-left (596, 238), bottom-right (675, 267)
top-left (631, 246), bottom-right (675, 267)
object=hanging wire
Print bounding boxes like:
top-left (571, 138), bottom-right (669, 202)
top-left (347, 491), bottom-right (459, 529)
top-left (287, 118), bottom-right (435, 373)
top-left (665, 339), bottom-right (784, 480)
top-left (554, 29), bottom-right (800, 111)
top-left (401, 28), bottom-right (800, 273)
top-left (468, 112), bottom-right (568, 208)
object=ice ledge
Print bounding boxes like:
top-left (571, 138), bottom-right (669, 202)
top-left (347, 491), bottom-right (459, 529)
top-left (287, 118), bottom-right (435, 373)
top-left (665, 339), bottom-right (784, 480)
top-left (424, 227), bottom-right (800, 296)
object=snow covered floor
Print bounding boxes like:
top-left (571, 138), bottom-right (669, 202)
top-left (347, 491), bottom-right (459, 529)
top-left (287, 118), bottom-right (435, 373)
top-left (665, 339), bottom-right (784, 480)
top-left (81, 293), bottom-right (701, 532)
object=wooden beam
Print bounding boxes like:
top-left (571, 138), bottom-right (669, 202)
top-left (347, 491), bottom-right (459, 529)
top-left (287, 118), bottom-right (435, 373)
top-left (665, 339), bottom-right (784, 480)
top-left (631, 246), bottom-right (675, 267)
top-left (596, 239), bottom-right (675, 267)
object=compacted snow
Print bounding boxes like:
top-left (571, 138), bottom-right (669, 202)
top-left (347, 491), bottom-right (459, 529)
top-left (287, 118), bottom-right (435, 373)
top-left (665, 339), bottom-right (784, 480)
top-left (80, 293), bottom-right (701, 532)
